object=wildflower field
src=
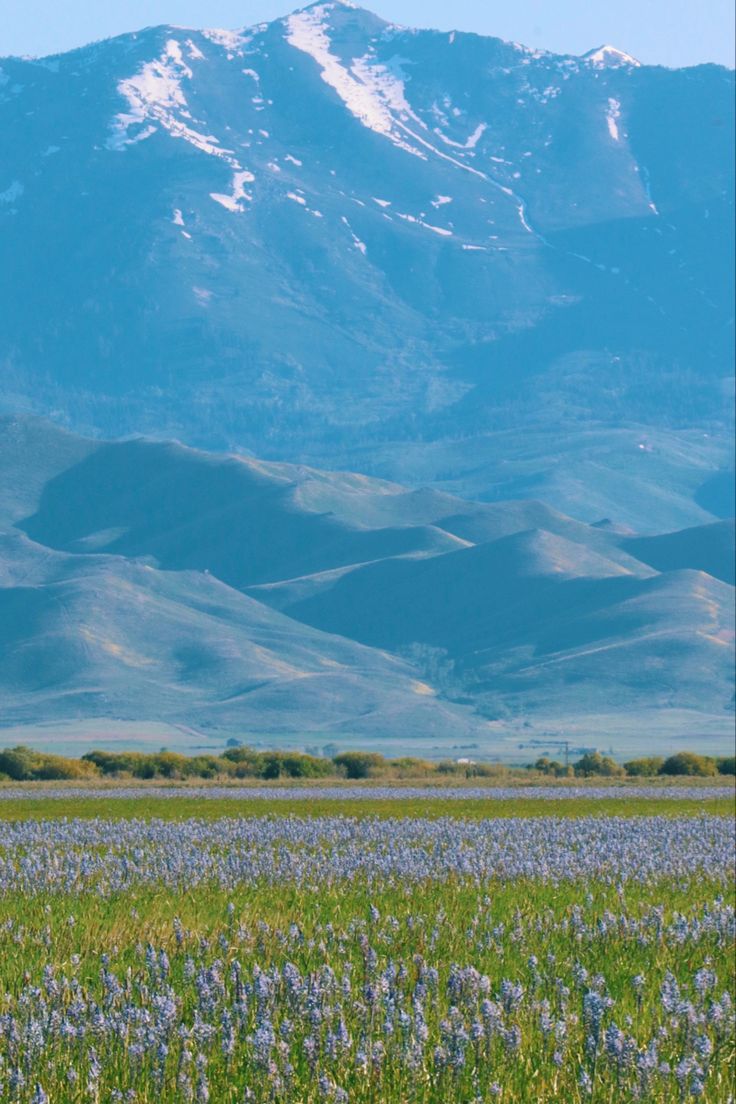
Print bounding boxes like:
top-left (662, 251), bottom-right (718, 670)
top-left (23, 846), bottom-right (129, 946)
top-left (0, 787), bottom-right (733, 1102)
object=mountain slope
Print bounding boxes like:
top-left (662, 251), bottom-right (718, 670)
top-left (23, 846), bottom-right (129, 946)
top-left (622, 520), bottom-right (735, 585)
top-left (11, 416), bottom-right (648, 587)
top-left (0, 3), bottom-right (733, 528)
top-left (281, 528), bottom-right (734, 719)
top-left (0, 529), bottom-right (484, 739)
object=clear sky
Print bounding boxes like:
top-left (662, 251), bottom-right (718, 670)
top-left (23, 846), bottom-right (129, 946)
top-left (2, 0), bottom-right (734, 68)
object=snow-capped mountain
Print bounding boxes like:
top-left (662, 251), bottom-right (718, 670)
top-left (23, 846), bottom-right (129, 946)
top-left (0, 1), bottom-right (733, 527)
top-left (582, 45), bottom-right (642, 69)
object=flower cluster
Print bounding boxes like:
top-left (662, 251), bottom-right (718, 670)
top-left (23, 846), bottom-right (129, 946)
top-left (0, 815), bottom-right (732, 895)
top-left (0, 785), bottom-right (731, 801)
top-left (0, 892), bottom-right (732, 1102)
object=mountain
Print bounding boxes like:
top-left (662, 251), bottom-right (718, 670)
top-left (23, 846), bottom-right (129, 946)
top-left (0, 3), bottom-right (733, 530)
top-left (1, 416), bottom-right (733, 756)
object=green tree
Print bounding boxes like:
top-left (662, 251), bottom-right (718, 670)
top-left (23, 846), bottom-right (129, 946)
top-left (659, 752), bottom-right (717, 777)
top-left (333, 751), bottom-right (386, 779)
top-left (573, 752), bottom-right (624, 778)
top-left (624, 757), bottom-right (665, 777)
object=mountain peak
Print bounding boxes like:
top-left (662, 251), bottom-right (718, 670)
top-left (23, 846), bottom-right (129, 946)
top-left (290, 0), bottom-right (386, 20)
top-left (582, 44), bottom-right (641, 68)
top-left (297, 0), bottom-right (363, 8)
top-left (286, 0), bottom-right (390, 31)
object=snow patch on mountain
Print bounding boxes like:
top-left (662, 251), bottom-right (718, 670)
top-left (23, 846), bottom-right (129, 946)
top-left (210, 169), bottom-right (255, 212)
top-left (285, 8), bottom-right (426, 159)
top-left (450, 122), bottom-right (487, 150)
top-left (0, 180), bottom-right (23, 204)
top-left (433, 121), bottom-right (487, 151)
top-left (107, 39), bottom-right (229, 156)
top-left (606, 97), bottom-right (622, 141)
top-left (341, 215), bottom-right (367, 254)
top-left (584, 45), bottom-right (641, 69)
top-left (109, 38), bottom-right (259, 211)
top-left (396, 212), bottom-right (452, 236)
top-left (201, 29), bottom-right (251, 56)
top-left (285, 7), bottom-right (497, 189)
top-left (185, 39), bottom-right (205, 61)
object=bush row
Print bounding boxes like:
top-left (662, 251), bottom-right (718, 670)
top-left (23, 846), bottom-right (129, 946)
top-left (0, 745), bottom-right (732, 783)
top-left (535, 751), bottom-right (735, 778)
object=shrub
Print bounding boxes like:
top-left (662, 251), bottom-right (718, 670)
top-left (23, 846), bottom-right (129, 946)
top-left (533, 757), bottom-right (568, 777)
top-left (659, 752), bottom-right (717, 777)
top-left (221, 747), bottom-right (262, 776)
top-left (150, 752), bottom-right (190, 779)
top-left (82, 751), bottom-right (153, 777)
top-left (465, 762), bottom-right (508, 779)
top-left (716, 756), bottom-right (735, 776)
top-left (182, 755), bottom-right (229, 780)
top-left (573, 752), bottom-right (624, 778)
top-left (81, 751), bottom-right (117, 774)
top-left (387, 757), bottom-right (436, 778)
top-left (0, 747), bottom-right (100, 781)
top-left (259, 752), bottom-right (333, 780)
top-left (624, 757), bottom-right (665, 777)
top-left (33, 755), bottom-right (99, 781)
top-left (333, 752), bottom-right (386, 779)
top-left (0, 746), bottom-right (41, 781)
top-left (436, 760), bottom-right (462, 775)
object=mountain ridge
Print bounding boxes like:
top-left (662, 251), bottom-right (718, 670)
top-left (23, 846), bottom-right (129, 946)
top-left (20, 7), bottom-right (729, 74)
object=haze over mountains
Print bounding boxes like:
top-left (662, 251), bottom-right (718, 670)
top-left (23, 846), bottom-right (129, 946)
top-left (0, 416), bottom-right (732, 756)
top-left (0, 1), bottom-right (733, 530)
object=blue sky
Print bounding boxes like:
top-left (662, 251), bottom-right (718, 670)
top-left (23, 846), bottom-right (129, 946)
top-left (2, 0), bottom-right (734, 67)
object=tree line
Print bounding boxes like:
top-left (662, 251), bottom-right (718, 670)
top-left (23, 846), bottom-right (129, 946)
top-left (0, 745), bottom-right (732, 783)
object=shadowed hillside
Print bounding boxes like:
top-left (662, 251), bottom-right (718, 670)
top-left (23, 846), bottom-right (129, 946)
top-left (0, 529), bottom-right (482, 738)
top-left (623, 520), bottom-right (735, 585)
top-left (1, 416), bottom-right (732, 750)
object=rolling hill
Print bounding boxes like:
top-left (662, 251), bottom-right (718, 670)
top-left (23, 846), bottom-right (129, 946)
top-left (623, 520), bottom-right (735, 586)
top-left (0, 528), bottom-right (479, 740)
top-left (1, 416), bottom-right (733, 755)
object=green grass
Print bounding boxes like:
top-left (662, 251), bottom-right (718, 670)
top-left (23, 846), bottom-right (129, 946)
top-left (0, 792), bottom-right (732, 1101)
top-left (0, 876), bottom-right (733, 1102)
top-left (0, 794), bottom-right (732, 821)
top-left (0, 876), bottom-right (727, 984)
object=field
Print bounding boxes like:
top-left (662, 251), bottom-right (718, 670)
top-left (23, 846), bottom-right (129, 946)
top-left (0, 785), bottom-right (733, 1102)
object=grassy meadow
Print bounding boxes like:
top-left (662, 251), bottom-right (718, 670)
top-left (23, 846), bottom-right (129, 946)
top-left (0, 792), bottom-right (732, 822)
top-left (0, 783), bottom-right (732, 1102)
